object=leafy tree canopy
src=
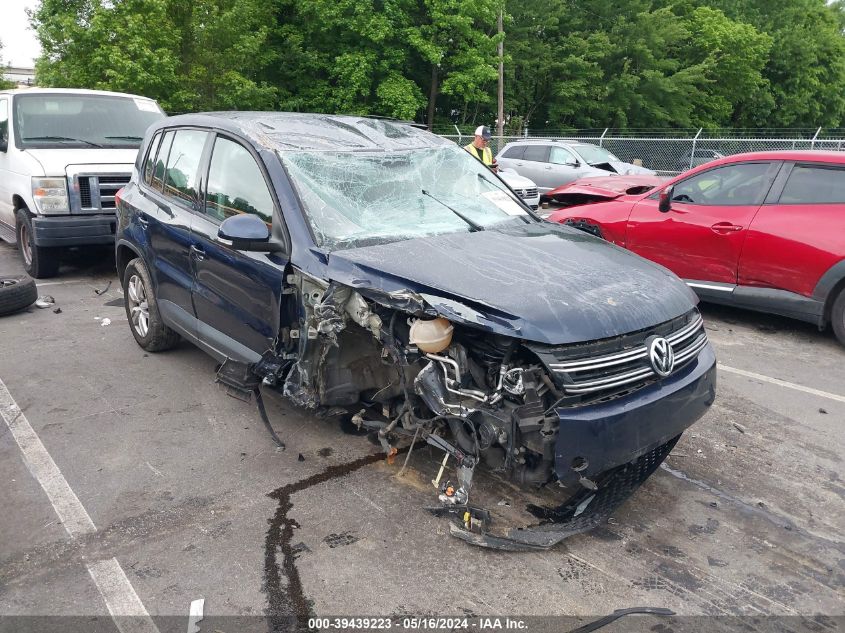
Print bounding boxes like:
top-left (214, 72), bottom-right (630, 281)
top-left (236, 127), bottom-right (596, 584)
top-left (29, 0), bottom-right (845, 129)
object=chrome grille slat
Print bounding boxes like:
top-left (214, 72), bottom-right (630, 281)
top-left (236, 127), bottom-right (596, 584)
top-left (545, 312), bottom-right (708, 400)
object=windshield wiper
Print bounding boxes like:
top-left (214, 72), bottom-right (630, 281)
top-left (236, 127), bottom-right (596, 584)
top-left (421, 189), bottom-right (484, 232)
top-left (104, 135), bottom-right (143, 141)
top-left (23, 136), bottom-right (103, 148)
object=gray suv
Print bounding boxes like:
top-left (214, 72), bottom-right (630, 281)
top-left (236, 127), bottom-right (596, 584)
top-left (496, 140), bottom-right (654, 193)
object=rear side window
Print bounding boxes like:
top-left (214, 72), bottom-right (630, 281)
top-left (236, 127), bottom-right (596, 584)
top-left (501, 145), bottom-right (524, 159)
top-left (163, 129), bottom-right (208, 205)
top-left (204, 137), bottom-right (275, 224)
top-left (151, 130), bottom-right (174, 191)
top-left (522, 145), bottom-right (548, 162)
top-left (143, 132), bottom-right (163, 185)
top-left (779, 165), bottom-right (845, 204)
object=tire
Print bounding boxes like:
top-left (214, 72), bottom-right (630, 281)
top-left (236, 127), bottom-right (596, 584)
top-left (832, 288), bottom-right (845, 347)
top-left (122, 257), bottom-right (180, 352)
top-left (0, 275), bottom-right (38, 316)
top-left (16, 209), bottom-right (60, 279)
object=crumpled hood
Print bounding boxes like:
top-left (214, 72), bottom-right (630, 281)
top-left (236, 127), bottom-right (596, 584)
top-left (548, 175), bottom-right (665, 200)
top-left (325, 221), bottom-right (696, 345)
top-left (604, 161), bottom-right (656, 176)
top-left (24, 148), bottom-right (138, 177)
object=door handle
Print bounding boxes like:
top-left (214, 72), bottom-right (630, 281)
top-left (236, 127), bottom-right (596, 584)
top-left (516, 162), bottom-right (524, 166)
top-left (544, 165), bottom-right (552, 170)
top-left (137, 216), bottom-right (149, 228)
top-left (189, 244), bottom-right (205, 261)
top-left (710, 222), bottom-right (743, 234)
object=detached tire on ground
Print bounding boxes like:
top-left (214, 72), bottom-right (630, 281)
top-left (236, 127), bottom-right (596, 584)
top-left (123, 257), bottom-right (180, 352)
top-left (831, 289), bottom-right (845, 347)
top-left (0, 276), bottom-right (38, 316)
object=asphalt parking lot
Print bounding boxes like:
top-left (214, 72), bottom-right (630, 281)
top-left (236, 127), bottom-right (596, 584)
top-left (0, 240), bottom-right (843, 633)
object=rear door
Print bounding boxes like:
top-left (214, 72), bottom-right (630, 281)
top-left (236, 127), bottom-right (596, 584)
top-left (626, 161), bottom-right (779, 283)
top-left (190, 133), bottom-right (288, 361)
top-left (517, 145), bottom-right (552, 190)
top-left (496, 144), bottom-right (524, 172)
top-left (739, 161), bottom-right (845, 297)
top-left (134, 128), bottom-right (208, 321)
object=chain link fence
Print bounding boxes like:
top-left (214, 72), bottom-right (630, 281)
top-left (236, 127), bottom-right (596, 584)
top-left (439, 128), bottom-right (845, 176)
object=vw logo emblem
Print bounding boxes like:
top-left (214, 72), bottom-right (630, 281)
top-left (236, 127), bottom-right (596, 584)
top-left (647, 336), bottom-right (675, 377)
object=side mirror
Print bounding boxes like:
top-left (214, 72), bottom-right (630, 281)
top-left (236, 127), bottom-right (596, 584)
top-left (218, 214), bottom-right (280, 252)
top-left (565, 159), bottom-right (579, 168)
top-left (658, 186), bottom-right (674, 213)
top-left (0, 137), bottom-right (7, 153)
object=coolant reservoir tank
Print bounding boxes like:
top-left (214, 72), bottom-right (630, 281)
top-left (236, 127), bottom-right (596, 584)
top-left (410, 317), bottom-right (454, 353)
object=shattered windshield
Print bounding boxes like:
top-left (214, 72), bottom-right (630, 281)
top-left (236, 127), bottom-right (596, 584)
top-left (279, 145), bottom-right (531, 250)
top-left (574, 144), bottom-right (620, 164)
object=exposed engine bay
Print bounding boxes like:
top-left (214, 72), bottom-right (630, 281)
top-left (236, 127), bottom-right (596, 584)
top-left (216, 268), bottom-right (707, 550)
top-left (279, 272), bottom-right (563, 497)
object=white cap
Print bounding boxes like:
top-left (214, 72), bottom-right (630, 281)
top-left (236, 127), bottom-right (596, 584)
top-left (474, 125), bottom-right (492, 139)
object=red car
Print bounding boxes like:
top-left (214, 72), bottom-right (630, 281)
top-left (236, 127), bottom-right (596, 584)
top-left (547, 151), bottom-right (845, 345)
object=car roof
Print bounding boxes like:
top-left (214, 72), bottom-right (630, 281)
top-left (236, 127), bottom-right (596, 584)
top-left (712, 150), bottom-right (845, 164)
top-left (152, 112), bottom-right (449, 152)
top-left (0, 87), bottom-right (159, 101)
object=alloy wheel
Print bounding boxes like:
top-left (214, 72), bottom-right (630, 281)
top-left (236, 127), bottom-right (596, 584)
top-left (127, 274), bottom-right (150, 337)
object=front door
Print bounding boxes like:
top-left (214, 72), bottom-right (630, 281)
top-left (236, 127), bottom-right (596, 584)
top-left (626, 161), bottom-right (779, 284)
top-left (0, 96), bottom-right (14, 228)
top-left (190, 134), bottom-right (287, 361)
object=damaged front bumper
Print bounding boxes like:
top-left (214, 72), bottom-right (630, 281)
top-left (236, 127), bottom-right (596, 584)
top-left (446, 343), bottom-right (717, 550)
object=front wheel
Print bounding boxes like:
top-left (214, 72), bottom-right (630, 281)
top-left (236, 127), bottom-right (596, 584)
top-left (123, 257), bottom-right (180, 352)
top-left (16, 209), bottom-right (60, 278)
top-left (831, 288), bottom-right (845, 347)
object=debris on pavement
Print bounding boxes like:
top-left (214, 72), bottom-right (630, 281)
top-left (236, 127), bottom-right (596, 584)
top-left (93, 280), bottom-right (112, 295)
top-left (34, 296), bottom-right (55, 308)
top-left (53, 307), bottom-right (62, 314)
top-left (100, 318), bottom-right (111, 327)
top-left (187, 598), bottom-right (204, 633)
top-left (732, 422), bottom-right (747, 433)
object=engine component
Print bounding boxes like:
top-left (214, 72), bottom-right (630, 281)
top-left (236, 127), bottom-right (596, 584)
top-left (410, 317), bottom-right (454, 353)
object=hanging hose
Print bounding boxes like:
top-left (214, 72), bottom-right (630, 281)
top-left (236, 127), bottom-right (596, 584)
top-left (255, 388), bottom-right (285, 449)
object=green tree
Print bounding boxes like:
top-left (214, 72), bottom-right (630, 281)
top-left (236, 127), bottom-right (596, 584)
top-left (0, 40), bottom-right (15, 90)
top-left (31, 0), bottom-right (277, 112)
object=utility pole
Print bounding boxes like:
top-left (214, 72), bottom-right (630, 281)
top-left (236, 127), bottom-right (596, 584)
top-left (497, 4), bottom-right (504, 137)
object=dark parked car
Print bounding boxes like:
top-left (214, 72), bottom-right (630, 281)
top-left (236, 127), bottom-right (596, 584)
top-left (547, 152), bottom-right (845, 346)
top-left (115, 113), bottom-right (716, 549)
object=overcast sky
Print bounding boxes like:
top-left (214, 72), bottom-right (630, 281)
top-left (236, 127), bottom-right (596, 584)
top-left (1, 0), bottom-right (41, 68)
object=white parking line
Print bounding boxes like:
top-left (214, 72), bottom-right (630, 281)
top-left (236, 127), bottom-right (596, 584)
top-left (87, 559), bottom-right (160, 632)
top-left (0, 379), bottom-right (96, 536)
top-left (718, 363), bottom-right (845, 404)
top-left (0, 377), bottom-right (160, 633)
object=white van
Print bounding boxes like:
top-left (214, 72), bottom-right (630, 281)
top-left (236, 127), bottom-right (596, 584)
top-left (0, 88), bottom-right (165, 277)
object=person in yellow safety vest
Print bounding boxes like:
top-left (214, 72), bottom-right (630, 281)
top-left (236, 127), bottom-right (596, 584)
top-left (464, 125), bottom-right (496, 171)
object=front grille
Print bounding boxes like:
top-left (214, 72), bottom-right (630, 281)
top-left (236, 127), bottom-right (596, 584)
top-left (516, 187), bottom-right (538, 200)
top-left (79, 178), bottom-right (92, 207)
top-left (530, 310), bottom-right (708, 404)
top-left (74, 174), bottom-right (131, 212)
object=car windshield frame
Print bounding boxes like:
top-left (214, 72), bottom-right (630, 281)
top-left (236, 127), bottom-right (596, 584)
top-left (573, 144), bottom-right (621, 164)
top-left (278, 144), bottom-right (537, 251)
top-left (12, 93), bottom-right (165, 150)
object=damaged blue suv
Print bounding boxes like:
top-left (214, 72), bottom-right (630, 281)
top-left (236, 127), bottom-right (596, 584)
top-left (115, 113), bottom-right (716, 550)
